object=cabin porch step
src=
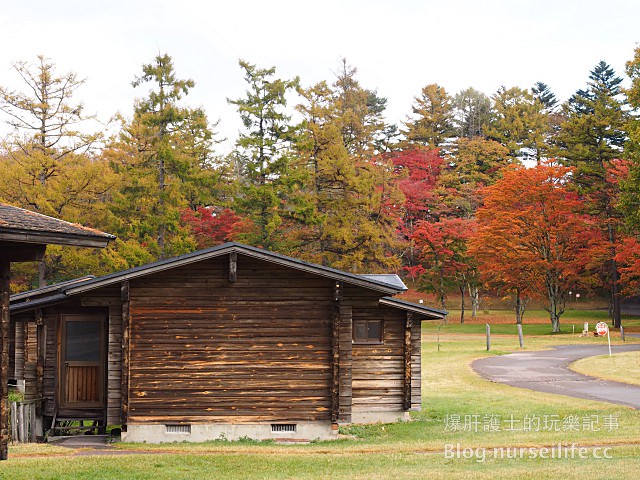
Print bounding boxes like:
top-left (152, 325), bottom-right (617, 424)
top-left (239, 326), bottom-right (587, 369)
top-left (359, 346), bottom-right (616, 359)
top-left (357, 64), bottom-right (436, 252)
top-left (50, 417), bottom-right (105, 436)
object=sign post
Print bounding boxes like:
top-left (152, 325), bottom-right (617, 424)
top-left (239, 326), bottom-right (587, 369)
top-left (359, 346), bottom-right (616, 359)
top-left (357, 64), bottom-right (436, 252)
top-left (596, 322), bottom-right (611, 357)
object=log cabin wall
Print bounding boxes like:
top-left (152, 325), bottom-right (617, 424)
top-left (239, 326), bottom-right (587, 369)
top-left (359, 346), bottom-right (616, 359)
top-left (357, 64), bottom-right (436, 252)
top-left (127, 255), bottom-right (334, 424)
top-left (343, 286), bottom-right (408, 415)
top-left (8, 321), bottom-right (17, 381)
top-left (410, 320), bottom-right (422, 411)
top-left (38, 286), bottom-right (122, 424)
top-left (77, 287), bottom-right (123, 427)
top-left (43, 311), bottom-right (57, 417)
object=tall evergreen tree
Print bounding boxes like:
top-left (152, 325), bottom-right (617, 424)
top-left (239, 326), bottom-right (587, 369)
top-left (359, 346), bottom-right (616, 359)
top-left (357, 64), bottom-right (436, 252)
top-left (532, 82), bottom-right (558, 112)
top-left (227, 60), bottom-right (301, 251)
top-left (403, 83), bottom-right (454, 148)
top-left (0, 56), bottom-right (111, 286)
top-left (557, 60), bottom-right (628, 327)
top-left (486, 86), bottom-right (549, 163)
top-left (332, 59), bottom-right (387, 159)
top-left (453, 88), bottom-right (492, 139)
top-left (295, 63), bottom-right (402, 271)
top-left (108, 53), bottom-right (218, 261)
top-left (622, 46), bottom-right (640, 232)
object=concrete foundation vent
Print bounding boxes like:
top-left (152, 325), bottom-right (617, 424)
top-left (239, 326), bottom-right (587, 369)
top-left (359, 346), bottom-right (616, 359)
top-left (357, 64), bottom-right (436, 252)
top-left (165, 424), bottom-right (191, 434)
top-left (271, 424), bottom-right (297, 433)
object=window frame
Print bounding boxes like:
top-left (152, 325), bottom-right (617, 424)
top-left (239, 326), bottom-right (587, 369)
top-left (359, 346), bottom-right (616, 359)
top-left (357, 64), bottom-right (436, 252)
top-left (352, 318), bottom-right (384, 345)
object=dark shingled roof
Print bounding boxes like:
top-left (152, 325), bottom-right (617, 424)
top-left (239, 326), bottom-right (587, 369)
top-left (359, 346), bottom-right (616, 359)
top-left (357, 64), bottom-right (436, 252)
top-left (0, 203), bottom-right (115, 247)
top-left (10, 243), bottom-right (436, 320)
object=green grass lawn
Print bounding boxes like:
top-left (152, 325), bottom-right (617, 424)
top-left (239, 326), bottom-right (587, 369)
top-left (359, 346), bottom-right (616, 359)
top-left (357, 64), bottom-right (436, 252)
top-left (570, 350), bottom-right (640, 387)
top-left (4, 315), bottom-right (640, 479)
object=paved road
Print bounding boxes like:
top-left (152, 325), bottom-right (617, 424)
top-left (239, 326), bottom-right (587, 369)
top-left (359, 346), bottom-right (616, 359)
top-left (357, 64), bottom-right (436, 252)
top-left (472, 344), bottom-right (640, 409)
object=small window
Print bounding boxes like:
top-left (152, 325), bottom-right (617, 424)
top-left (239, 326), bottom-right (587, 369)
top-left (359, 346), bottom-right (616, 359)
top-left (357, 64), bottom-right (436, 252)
top-left (353, 319), bottom-right (383, 344)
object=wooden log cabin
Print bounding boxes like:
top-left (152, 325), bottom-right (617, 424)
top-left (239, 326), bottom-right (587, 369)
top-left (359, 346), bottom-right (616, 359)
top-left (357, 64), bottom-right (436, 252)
top-left (9, 242), bottom-right (445, 442)
top-left (0, 202), bottom-right (114, 459)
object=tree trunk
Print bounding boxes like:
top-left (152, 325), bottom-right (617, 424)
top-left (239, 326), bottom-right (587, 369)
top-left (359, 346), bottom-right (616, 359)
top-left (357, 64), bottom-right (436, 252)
top-left (156, 147), bottom-right (167, 259)
top-left (550, 311), bottom-right (560, 333)
top-left (546, 275), bottom-right (564, 333)
top-left (515, 287), bottom-right (525, 325)
top-left (607, 223), bottom-right (622, 328)
top-left (459, 283), bottom-right (466, 324)
top-left (38, 260), bottom-right (47, 288)
top-left (469, 283), bottom-right (479, 321)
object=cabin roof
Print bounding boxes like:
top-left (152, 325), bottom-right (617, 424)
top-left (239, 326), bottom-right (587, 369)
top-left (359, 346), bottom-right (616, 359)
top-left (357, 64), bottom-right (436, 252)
top-left (379, 296), bottom-right (447, 320)
top-left (11, 242), bottom-right (424, 314)
top-left (0, 203), bottom-right (115, 248)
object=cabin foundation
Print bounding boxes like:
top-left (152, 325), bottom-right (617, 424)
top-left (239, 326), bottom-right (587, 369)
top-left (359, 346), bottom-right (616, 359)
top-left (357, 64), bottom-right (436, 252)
top-left (122, 421), bottom-right (337, 443)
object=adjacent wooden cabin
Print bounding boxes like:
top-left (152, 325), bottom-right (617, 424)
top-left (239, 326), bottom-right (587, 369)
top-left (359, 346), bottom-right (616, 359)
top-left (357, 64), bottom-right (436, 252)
top-left (9, 242), bottom-right (445, 442)
top-left (0, 202), bottom-right (114, 459)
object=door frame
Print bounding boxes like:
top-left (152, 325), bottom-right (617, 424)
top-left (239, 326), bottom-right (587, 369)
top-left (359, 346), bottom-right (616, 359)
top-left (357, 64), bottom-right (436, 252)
top-left (57, 311), bottom-right (107, 412)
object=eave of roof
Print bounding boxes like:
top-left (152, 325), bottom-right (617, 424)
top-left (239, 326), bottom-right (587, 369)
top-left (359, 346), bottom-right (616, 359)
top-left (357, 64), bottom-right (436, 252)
top-left (10, 276), bottom-right (95, 302)
top-left (63, 243), bottom-right (404, 295)
top-left (11, 243), bottom-right (406, 311)
top-left (359, 274), bottom-right (407, 291)
top-left (0, 203), bottom-right (115, 248)
top-left (379, 296), bottom-right (447, 319)
top-left (11, 293), bottom-right (68, 314)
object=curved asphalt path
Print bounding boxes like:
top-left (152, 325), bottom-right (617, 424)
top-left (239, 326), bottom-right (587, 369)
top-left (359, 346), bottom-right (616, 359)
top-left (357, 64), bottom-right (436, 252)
top-left (472, 344), bottom-right (640, 409)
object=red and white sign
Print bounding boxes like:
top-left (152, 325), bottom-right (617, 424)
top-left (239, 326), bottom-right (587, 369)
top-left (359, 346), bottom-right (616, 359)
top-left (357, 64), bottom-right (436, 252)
top-left (596, 322), bottom-right (609, 336)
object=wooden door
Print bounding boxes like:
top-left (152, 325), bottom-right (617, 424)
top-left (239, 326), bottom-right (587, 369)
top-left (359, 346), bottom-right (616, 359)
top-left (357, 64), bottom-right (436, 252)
top-left (59, 314), bottom-right (105, 409)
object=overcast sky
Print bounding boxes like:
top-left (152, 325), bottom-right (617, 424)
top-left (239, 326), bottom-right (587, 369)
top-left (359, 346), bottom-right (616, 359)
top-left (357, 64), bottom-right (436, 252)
top-left (1, 0), bottom-right (639, 150)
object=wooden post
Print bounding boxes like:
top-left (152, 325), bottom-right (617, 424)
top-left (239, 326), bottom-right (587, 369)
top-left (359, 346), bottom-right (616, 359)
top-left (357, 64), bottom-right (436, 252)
top-left (120, 281), bottom-right (130, 430)
top-left (620, 326), bottom-right (625, 342)
top-left (486, 324), bottom-right (491, 351)
top-left (229, 252), bottom-right (237, 283)
top-left (35, 310), bottom-right (45, 416)
top-left (1, 260), bottom-right (10, 460)
top-left (330, 282), bottom-right (342, 424)
top-left (403, 313), bottom-right (414, 411)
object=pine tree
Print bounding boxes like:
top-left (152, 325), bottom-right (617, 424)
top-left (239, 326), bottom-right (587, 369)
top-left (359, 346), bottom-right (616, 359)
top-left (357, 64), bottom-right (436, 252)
top-left (486, 86), bottom-right (549, 162)
top-left (557, 60), bottom-right (628, 327)
top-left (107, 53), bottom-right (218, 261)
top-left (227, 60), bottom-right (302, 251)
top-left (0, 56), bottom-right (110, 285)
top-left (453, 88), bottom-right (492, 139)
top-left (403, 84), bottom-right (454, 148)
top-left (295, 63), bottom-right (402, 271)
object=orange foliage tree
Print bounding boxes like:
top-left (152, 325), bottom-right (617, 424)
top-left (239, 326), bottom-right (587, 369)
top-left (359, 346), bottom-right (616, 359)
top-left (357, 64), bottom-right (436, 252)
top-left (472, 162), bottom-right (604, 332)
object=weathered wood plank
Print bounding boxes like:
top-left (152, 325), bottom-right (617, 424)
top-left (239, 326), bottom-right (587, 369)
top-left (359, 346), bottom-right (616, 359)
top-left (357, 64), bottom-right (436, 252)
top-left (338, 305), bottom-right (352, 424)
top-left (36, 310), bottom-right (45, 416)
top-left (121, 281), bottom-right (130, 429)
top-left (1, 260), bottom-right (10, 460)
top-left (127, 262), bottom-right (334, 423)
top-left (404, 312), bottom-right (413, 410)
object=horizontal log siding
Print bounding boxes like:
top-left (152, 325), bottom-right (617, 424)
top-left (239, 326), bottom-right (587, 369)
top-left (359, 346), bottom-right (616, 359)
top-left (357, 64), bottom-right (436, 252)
top-left (38, 289), bottom-right (120, 422)
top-left (346, 287), bottom-right (406, 413)
top-left (411, 320), bottom-right (422, 410)
top-left (127, 256), bottom-right (334, 424)
top-left (106, 302), bottom-right (123, 426)
top-left (43, 311), bottom-right (57, 417)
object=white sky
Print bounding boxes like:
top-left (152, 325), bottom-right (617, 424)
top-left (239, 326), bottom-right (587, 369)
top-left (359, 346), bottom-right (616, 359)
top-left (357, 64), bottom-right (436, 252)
top-left (1, 0), bottom-right (639, 151)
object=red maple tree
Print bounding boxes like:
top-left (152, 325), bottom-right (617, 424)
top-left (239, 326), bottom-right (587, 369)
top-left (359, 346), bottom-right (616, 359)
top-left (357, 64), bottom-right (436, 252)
top-left (472, 161), bottom-right (605, 332)
top-left (181, 206), bottom-right (247, 248)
